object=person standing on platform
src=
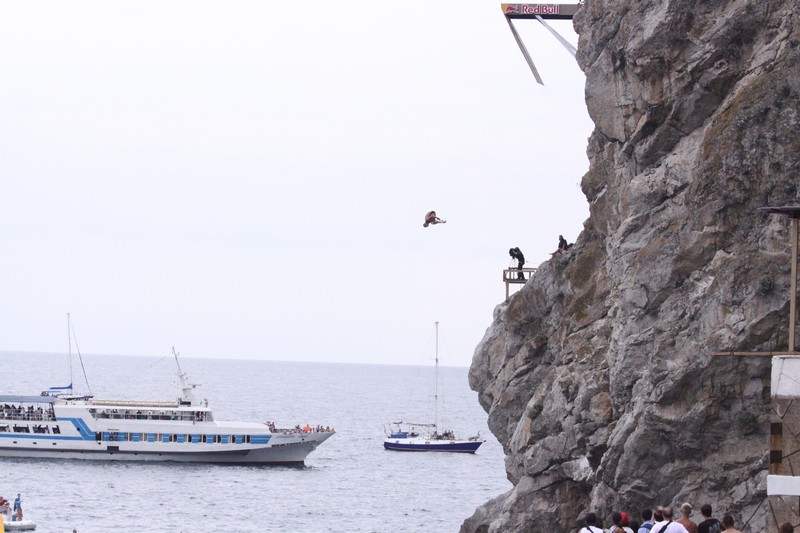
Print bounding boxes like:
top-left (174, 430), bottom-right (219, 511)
top-left (509, 247), bottom-right (525, 280)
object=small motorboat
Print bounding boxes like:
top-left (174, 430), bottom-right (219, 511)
top-left (0, 503), bottom-right (36, 531)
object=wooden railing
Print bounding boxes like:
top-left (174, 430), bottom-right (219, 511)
top-left (503, 268), bottom-right (537, 300)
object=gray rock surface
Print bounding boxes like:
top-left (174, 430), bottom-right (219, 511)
top-left (463, 1), bottom-right (800, 531)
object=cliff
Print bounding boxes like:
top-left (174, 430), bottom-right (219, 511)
top-left (463, 1), bottom-right (800, 531)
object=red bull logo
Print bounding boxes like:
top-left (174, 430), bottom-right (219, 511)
top-left (502, 3), bottom-right (579, 18)
top-left (521, 4), bottom-right (560, 15)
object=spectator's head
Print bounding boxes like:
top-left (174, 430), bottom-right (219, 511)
top-left (701, 505), bottom-right (713, 518)
top-left (723, 515), bottom-right (735, 529)
top-left (663, 507), bottom-right (675, 520)
top-left (585, 512), bottom-right (598, 526)
top-left (681, 503), bottom-right (692, 518)
top-left (779, 522), bottom-right (793, 533)
top-left (654, 508), bottom-right (664, 522)
top-left (641, 509), bottom-right (653, 522)
top-left (621, 513), bottom-right (630, 527)
top-left (612, 512), bottom-right (622, 526)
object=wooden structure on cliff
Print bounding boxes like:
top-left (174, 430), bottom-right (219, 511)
top-left (715, 206), bottom-right (800, 532)
top-left (503, 267), bottom-right (537, 300)
top-left (501, 3), bottom-right (581, 85)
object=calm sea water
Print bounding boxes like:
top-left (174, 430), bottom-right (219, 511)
top-left (0, 352), bottom-right (510, 532)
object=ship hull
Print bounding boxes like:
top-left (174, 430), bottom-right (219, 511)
top-left (383, 438), bottom-right (483, 453)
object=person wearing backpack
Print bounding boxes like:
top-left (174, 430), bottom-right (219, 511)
top-left (696, 504), bottom-right (721, 533)
top-left (652, 507), bottom-right (690, 533)
top-left (579, 512), bottom-right (605, 533)
top-left (638, 509), bottom-right (655, 533)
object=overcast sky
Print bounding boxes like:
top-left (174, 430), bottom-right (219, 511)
top-left (0, 1), bottom-right (593, 367)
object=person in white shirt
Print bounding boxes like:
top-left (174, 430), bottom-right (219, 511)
top-left (580, 512), bottom-right (605, 533)
top-left (652, 507), bottom-right (690, 533)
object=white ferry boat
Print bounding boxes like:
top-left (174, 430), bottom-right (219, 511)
top-left (0, 349), bottom-right (334, 465)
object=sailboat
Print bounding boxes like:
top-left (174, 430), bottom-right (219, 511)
top-left (383, 322), bottom-right (485, 453)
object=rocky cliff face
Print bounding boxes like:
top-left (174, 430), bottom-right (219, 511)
top-left (463, 1), bottom-right (800, 531)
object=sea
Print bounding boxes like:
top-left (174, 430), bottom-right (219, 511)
top-left (1, 352), bottom-right (511, 533)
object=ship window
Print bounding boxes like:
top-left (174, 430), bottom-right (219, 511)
top-left (0, 425), bottom-right (8, 433)
top-left (245, 435), bottom-right (251, 444)
top-left (52, 426), bottom-right (61, 434)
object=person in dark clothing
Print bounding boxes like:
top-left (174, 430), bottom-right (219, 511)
top-left (509, 247), bottom-right (525, 279)
top-left (697, 505), bottom-right (721, 533)
top-left (558, 234), bottom-right (574, 252)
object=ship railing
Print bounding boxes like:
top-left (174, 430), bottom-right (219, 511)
top-left (90, 410), bottom-right (213, 422)
top-left (271, 426), bottom-right (335, 434)
top-left (0, 411), bottom-right (57, 422)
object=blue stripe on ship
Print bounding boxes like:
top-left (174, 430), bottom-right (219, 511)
top-left (0, 417), bottom-right (95, 441)
top-left (62, 417), bottom-right (95, 439)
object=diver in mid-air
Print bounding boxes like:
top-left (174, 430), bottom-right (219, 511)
top-left (423, 211), bottom-right (446, 228)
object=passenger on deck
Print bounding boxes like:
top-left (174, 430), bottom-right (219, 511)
top-left (423, 211), bottom-right (446, 228)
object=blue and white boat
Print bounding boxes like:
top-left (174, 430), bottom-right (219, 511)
top-left (0, 318), bottom-right (334, 465)
top-left (383, 322), bottom-right (484, 453)
top-left (383, 422), bottom-right (483, 453)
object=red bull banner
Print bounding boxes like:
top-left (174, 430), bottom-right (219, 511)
top-left (501, 3), bottom-right (581, 19)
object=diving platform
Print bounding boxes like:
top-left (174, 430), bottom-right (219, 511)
top-left (502, 3), bottom-right (581, 85)
top-left (504, 268), bottom-right (537, 300)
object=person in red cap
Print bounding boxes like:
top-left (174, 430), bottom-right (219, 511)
top-left (611, 512), bottom-right (635, 533)
top-left (621, 512), bottom-right (635, 533)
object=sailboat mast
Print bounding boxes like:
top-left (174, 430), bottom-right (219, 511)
top-left (434, 321), bottom-right (439, 432)
top-left (67, 312), bottom-right (73, 387)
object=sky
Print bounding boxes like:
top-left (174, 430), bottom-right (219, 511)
top-left (0, 1), bottom-right (594, 367)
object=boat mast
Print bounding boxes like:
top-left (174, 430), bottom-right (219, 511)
top-left (434, 321), bottom-right (439, 432)
top-left (67, 312), bottom-right (73, 387)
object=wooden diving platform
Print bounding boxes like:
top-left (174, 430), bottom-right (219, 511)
top-left (504, 268), bottom-right (537, 300)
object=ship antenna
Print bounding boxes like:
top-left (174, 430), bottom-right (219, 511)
top-left (173, 346), bottom-right (199, 406)
top-left (173, 345), bottom-right (184, 375)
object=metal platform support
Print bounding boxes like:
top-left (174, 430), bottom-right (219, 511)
top-left (501, 3), bottom-right (582, 85)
